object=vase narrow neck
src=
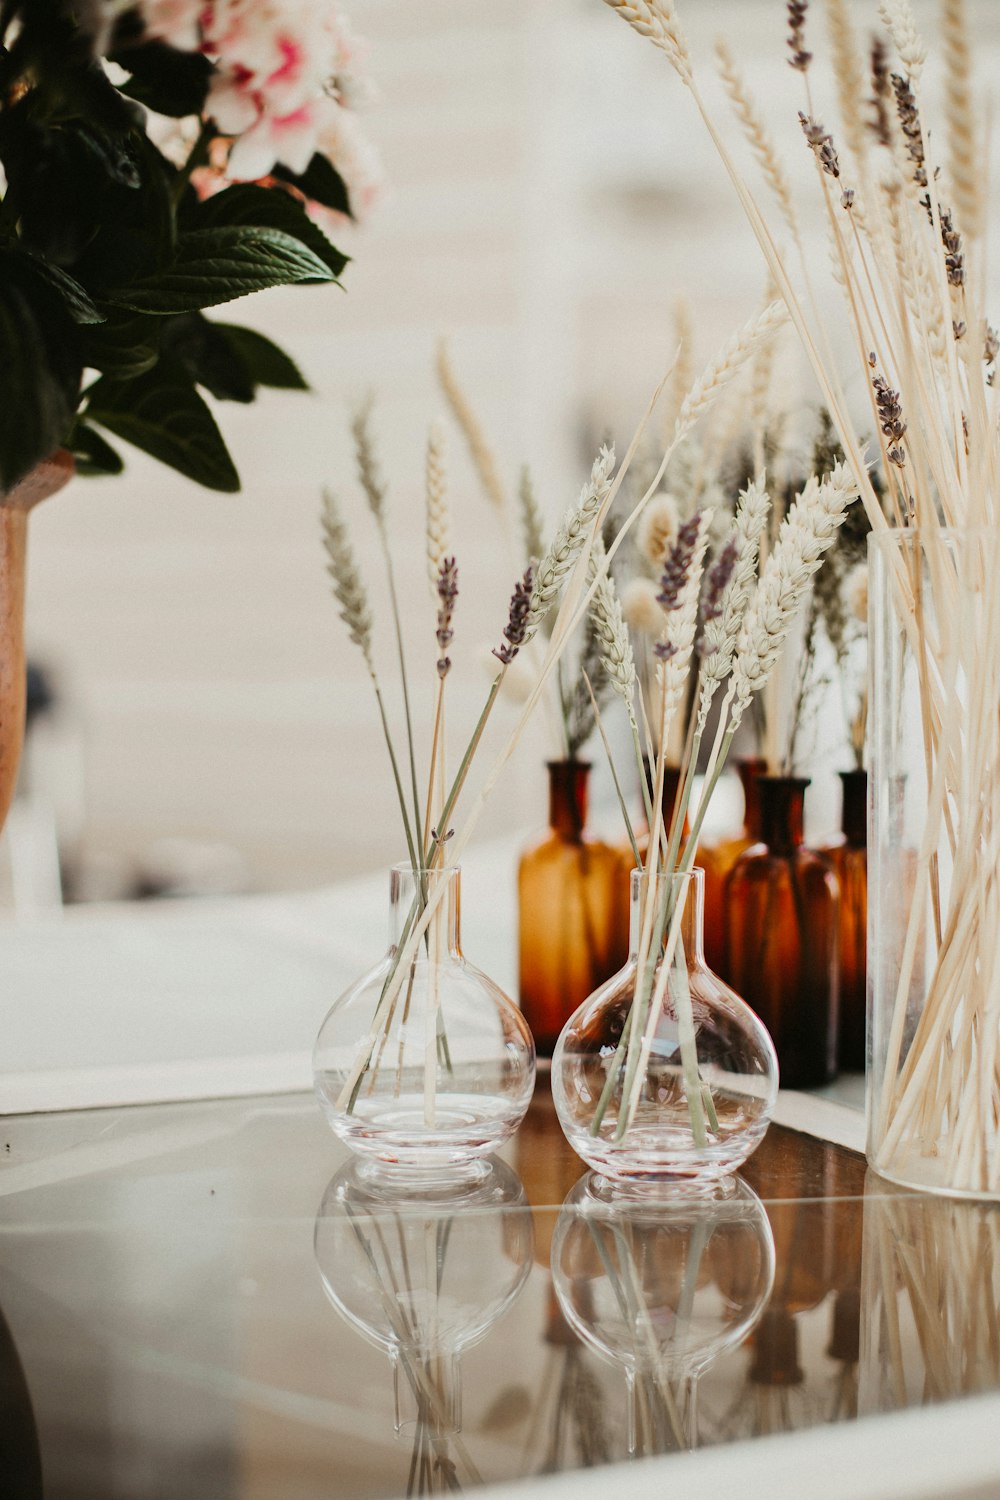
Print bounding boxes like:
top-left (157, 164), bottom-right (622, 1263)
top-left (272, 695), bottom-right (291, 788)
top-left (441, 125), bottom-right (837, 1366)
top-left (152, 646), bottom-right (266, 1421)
top-left (389, 865), bottom-right (461, 957)
top-left (736, 757), bottom-right (768, 841)
top-left (839, 769), bottom-right (867, 848)
top-left (759, 777), bottom-right (809, 856)
top-left (548, 760), bottom-right (589, 840)
top-left (629, 868), bottom-right (705, 963)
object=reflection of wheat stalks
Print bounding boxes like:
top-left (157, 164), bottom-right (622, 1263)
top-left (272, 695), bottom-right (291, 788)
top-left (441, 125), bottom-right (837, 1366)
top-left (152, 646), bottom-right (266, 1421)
top-left (343, 1206), bottom-right (482, 1495)
top-left (861, 1186), bottom-right (1000, 1412)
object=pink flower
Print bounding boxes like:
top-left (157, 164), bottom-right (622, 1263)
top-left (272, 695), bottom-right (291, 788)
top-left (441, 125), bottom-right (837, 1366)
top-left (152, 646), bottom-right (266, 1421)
top-left (227, 101), bottom-right (323, 180)
top-left (137, 0), bottom-right (382, 212)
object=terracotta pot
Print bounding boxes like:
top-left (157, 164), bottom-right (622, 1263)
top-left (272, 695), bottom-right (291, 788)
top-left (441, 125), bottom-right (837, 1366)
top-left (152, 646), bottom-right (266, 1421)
top-left (0, 450), bottom-right (74, 830)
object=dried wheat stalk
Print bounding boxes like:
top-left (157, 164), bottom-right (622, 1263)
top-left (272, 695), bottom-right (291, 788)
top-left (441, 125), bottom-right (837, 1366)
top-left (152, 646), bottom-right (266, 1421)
top-left (608, 0), bottom-right (1000, 1192)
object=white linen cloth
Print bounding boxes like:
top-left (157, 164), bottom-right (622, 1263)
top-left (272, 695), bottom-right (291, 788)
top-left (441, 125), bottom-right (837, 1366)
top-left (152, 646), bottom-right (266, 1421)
top-left (1, 840), bottom-right (518, 1114)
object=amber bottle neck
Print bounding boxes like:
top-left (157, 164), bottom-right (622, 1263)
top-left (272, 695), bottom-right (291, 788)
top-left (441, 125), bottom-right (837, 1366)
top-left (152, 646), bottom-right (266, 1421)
top-left (839, 769), bottom-right (868, 848)
top-left (548, 759), bottom-right (589, 840)
top-left (736, 756), bottom-right (768, 841)
top-left (759, 777), bottom-right (810, 856)
top-left (388, 863), bottom-right (461, 955)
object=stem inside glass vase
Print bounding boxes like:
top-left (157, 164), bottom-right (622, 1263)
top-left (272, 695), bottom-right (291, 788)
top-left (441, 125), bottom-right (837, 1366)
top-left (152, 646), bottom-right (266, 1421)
top-left (591, 870), bottom-right (711, 1147)
top-left (348, 864), bottom-right (457, 1119)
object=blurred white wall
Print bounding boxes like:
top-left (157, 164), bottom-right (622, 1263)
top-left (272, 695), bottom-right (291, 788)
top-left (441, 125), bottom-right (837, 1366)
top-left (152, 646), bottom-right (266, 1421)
top-left (21, 0), bottom-right (1000, 893)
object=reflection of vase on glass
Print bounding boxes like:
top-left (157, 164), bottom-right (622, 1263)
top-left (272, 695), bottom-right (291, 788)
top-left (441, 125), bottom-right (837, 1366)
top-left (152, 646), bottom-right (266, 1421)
top-left (315, 1157), bottom-right (534, 1495)
top-left (518, 761), bottom-right (629, 1057)
top-left (314, 863), bottom-right (535, 1174)
top-left (819, 769), bottom-right (868, 1072)
top-left (725, 776), bottom-right (839, 1088)
top-left (701, 757), bottom-right (767, 978)
top-left (550, 1174), bottom-right (774, 1455)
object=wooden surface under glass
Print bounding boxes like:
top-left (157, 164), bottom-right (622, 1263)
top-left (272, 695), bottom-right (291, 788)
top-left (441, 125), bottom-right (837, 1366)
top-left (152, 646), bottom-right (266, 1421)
top-left (0, 1079), bottom-right (995, 1498)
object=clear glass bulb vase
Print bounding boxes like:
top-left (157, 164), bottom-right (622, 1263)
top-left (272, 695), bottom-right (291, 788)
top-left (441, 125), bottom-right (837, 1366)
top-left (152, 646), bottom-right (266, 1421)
top-left (551, 868), bottom-right (778, 1188)
top-left (313, 863), bottom-right (535, 1176)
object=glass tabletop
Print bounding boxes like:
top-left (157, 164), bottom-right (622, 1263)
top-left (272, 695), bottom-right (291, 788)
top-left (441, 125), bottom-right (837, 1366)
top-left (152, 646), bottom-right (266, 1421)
top-left (0, 1081), bottom-right (996, 1499)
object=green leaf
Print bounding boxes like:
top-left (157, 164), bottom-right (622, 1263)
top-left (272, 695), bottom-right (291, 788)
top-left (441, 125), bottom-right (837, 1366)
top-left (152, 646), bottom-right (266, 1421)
top-left (102, 226), bottom-right (336, 314)
top-left (189, 183), bottom-right (348, 278)
top-left (273, 153), bottom-right (352, 218)
top-left (18, 255), bottom-right (104, 325)
top-left (85, 359), bottom-right (240, 492)
top-left (68, 420), bottom-right (124, 477)
top-left (212, 323), bottom-right (308, 390)
top-left (81, 309), bottom-right (162, 379)
top-left (112, 40), bottom-right (214, 119)
top-left (160, 313), bottom-right (256, 403)
top-left (0, 258), bottom-right (82, 491)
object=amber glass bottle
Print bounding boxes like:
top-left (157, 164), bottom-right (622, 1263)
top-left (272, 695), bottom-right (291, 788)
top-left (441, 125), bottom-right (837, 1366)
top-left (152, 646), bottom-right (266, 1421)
top-left (819, 770), bottom-right (867, 1073)
top-left (518, 761), bottom-right (629, 1057)
top-left (725, 776), bottom-right (839, 1088)
top-left (702, 756), bottom-right (768, 976)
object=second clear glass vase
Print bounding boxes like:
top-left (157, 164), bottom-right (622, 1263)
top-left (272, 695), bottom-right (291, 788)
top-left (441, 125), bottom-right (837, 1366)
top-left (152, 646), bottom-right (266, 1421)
top-left (313, 863), bottom-right (535, 1176)
top-left (551, 869), bottom-right (778, 1189)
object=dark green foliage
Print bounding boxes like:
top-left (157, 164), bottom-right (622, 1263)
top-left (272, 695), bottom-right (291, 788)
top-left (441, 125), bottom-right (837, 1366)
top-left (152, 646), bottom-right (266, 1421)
top-left (189, 183), bottom-right (349, 278)
top-left (86, 359), bottom-right (241, 492)
top-left (273, 153), bottom-right (353, 218)
top-left (112, 40), bottom-right (213, 119)
top-left (102, 226), bottom-right (337, 313)
top-left (0, 249), bottom-right (83, 490)
top-left (212, 324), bottom-right (308, 391)
top-left (68, 420), bottom-right (124, 476)
top-left (0, 0), bottom-right (346, 492)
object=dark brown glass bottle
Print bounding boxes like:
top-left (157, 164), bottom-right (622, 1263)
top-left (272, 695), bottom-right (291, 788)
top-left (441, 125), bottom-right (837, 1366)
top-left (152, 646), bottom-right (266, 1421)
top-left (819, 770), bottom-right (867, 1073)
top-left (518, 761), bottom-right (629, 1057)
top-left (702, 756), bottom-right (768, 976)
top-left (724, 776), bottom-right (840, 1088)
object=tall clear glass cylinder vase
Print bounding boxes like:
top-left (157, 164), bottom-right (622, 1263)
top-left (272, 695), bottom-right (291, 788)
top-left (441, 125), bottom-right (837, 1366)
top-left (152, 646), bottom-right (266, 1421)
top-left (868, 529), bottom-right (1000, 1198)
